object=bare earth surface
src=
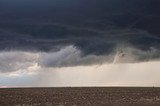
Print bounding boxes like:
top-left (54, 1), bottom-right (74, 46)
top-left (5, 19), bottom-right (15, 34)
top-left (1, 87), bottom-right (160, 106)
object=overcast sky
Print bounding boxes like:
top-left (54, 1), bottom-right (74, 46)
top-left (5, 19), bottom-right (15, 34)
top-left (0, 0), bottom-right (160, 87)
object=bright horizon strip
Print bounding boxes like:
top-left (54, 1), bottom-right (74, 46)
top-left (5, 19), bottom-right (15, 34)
top-left (0, 61), bottom-right (160, 87)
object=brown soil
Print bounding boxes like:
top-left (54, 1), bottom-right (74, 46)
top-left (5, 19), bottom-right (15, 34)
top-left (1, 87), bottom-right (160, 106)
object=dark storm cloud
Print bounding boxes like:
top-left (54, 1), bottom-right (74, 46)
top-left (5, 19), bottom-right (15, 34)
top-left (0, 0), bottom-right (160, 61)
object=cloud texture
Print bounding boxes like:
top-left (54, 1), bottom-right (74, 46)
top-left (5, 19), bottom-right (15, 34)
top-left (0, 0), bottom-right (160, 86)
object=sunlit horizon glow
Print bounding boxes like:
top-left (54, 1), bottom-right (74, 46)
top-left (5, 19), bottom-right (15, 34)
top-left (0, 57), bottom-right (160, 87)
top-left (0, 46), bottom-right (160, 87)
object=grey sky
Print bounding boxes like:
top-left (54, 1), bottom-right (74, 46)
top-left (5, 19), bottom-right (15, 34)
top-left (0, 0), bottom-right (160, 87)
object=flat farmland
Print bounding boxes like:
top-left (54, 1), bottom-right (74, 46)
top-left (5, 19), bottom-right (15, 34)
top-left (1, 87), bottom-right (160, 106)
